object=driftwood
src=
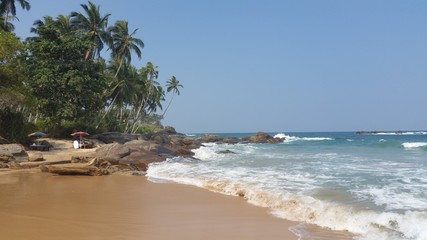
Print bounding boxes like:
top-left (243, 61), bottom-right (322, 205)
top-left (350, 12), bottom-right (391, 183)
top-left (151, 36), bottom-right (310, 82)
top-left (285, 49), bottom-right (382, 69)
top-left (40, 165), bottom-right (107, 176)
top-left (19, 160), bottom-right (72, 168)
top-left (40, 158), bottom-right (110, 176)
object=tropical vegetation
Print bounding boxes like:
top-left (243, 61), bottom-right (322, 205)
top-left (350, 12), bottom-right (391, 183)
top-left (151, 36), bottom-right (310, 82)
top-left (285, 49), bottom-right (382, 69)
top-left (0, 0), bottom-right (183, 142)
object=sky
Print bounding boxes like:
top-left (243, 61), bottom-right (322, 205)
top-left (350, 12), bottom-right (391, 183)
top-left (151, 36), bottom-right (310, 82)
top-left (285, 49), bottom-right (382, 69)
top-left (11, 0), bottom-right (427, 133)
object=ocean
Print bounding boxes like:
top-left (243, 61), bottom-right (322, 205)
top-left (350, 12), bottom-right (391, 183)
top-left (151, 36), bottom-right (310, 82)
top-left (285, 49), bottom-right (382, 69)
top-left (146, 131), bottom-right (427, 240)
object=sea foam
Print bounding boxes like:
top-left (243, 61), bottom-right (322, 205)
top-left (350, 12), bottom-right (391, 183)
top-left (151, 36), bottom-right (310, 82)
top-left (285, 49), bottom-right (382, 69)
top-left (147, 159), bottom-right (427, 240)
top-left (274, 133), bottom-right (334, 142)
top-left (402, 142), bottom-right (427, 149)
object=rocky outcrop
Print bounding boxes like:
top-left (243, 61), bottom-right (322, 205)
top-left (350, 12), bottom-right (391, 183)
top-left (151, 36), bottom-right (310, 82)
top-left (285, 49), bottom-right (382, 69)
top-left (94, 139), bottom-right (191, 172)
top-left (242, 132), bottom-right (284, 144)
top-left (0, 144), bottom-right (29, 168)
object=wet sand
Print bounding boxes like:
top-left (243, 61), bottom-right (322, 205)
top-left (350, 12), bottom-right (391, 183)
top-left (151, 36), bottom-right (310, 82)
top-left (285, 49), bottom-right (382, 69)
top-left (0, 170), bottom-right (299, 240)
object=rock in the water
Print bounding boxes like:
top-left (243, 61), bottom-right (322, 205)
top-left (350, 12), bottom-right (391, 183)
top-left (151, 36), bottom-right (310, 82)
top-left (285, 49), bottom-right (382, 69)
top-left (216, 150), bottom-right (237, 154)
top-left (242, 132), bottom-right (284, 144)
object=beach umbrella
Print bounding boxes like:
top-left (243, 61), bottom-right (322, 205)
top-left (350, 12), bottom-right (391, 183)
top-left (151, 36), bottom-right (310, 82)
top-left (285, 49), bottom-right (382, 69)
top-left (28, 132), bottom-right (48, 138)
top-left (71, 131), bottom-right (90, 137)
top-left (71, 131), bottom-right (90, 149)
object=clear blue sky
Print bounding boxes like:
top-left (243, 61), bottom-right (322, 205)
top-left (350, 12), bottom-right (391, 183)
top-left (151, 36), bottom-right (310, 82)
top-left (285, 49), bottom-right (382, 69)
top-left (12, 0), bottom-right (427, 133)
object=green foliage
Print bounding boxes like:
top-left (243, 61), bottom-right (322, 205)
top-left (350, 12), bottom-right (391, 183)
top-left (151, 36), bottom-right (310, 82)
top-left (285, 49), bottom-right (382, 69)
top-left (26, 24), bottom-right (107, 122)
top-left (0, 31), bottom-right (31, 109)
top-left (0, 107), bottom-right (34, 144)
top-left (0, 1), bottom-right (184, 143)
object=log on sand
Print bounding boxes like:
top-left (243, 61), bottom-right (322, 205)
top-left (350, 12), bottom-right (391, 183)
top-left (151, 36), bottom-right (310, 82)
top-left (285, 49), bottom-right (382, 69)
top-left (40, 158), bottom-right (110, 176)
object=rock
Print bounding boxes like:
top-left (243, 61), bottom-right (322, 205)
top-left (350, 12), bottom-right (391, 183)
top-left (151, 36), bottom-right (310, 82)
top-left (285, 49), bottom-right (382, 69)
top-left (161, 126), bottom-right (177, 134)
top-left (217, 150), bottom-right (237, 154)
top-left (0, 144), bottom-right (29, 162)
top-left (200, 134), bottom-right (223, 143)
top-left (29, 153), bottom-right (45, 162)
top-left (242, 132), bottom-right (284, 144)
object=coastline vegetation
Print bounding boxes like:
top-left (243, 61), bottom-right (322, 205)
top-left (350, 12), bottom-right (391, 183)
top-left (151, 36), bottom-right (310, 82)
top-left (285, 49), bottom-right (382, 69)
top-left (0, 0), bottom-right (183, 143)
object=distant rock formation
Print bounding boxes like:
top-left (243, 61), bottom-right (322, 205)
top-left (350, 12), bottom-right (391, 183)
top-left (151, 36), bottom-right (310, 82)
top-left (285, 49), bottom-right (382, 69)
top-left (242, 132), bottom-right (285, 144)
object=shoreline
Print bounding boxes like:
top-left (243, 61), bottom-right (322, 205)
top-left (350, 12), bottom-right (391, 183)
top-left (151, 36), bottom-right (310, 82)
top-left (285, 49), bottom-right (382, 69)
top-left (0, 170), bottom-right (300, 240)
top-left (0, 136), bottom-right (354, 239)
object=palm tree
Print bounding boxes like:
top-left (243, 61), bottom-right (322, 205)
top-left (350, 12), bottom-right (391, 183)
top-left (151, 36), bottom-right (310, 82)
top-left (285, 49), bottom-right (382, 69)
top-left (108, 20), bottom-right (144, 77)
top-left (30, 16), bottom-right (55, 35)
top-left (0, 0), bottom-right (30, 28)
top-left (54, 14), bottom-right (75, 38)
top-left (162, 76), bottom-right (183, 117)
top-left (0, 15), bottom-right (14, 31)
top-left (71, 1), bottom-right (110, 60)
top-left (127, 62), bottom-right (159, 132)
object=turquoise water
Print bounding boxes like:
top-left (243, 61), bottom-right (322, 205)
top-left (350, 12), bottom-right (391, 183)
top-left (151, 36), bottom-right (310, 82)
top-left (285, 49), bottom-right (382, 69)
top-left (147, 132), bottom-right (427, 240)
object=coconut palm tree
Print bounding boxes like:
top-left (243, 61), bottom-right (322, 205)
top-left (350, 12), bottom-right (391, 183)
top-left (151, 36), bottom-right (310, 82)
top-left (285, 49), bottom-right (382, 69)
top-left (0, 15), bottom-right (14, 31)
top-left (162, 76), bottom-right (183, 117)
top-left (0, 0), bottom-right (30, 28)
top-left (108, 20), bottom-right (144, 78)
top-left (71, 1), bottom-right (110, 60)
top-left (30, 16), bottom-right (55, 35)
top-left (54, 14), bottom-right (75, 38)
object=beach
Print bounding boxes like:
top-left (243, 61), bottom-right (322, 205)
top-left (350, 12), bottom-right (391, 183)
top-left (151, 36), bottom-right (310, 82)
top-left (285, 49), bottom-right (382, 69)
top-left (0, 170), bottom-right (300, 240)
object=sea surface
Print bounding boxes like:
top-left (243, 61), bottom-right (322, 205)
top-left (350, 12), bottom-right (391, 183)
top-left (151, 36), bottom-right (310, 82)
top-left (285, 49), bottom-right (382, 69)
top-left (147, 131), bottom-right (427, 240)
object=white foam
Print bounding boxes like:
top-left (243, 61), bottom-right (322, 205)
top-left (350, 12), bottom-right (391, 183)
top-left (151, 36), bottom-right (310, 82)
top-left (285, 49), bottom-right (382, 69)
top-left (374, 131), bottom-right (427, 135)
top-left (274, 133), bottom-right (334, 143)
top-left (402, 142), bottom-right (427, 149)
top-left (147, 160), bottom-right (427, 240)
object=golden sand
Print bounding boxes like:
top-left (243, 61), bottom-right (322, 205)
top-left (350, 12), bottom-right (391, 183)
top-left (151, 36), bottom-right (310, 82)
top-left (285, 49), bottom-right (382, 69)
top-left (0, 171), bottom-right (298, 240)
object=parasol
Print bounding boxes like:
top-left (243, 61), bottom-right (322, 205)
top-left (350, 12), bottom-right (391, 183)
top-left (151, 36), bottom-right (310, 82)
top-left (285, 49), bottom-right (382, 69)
top-left (71, 131), bottom-right (89, 137)
top-left (28, 132), bottom-right (48, 138)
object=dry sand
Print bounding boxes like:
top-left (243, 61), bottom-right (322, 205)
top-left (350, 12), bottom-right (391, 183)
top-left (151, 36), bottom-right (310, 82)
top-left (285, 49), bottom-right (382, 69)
top-left (0, 139), bottom-right (353, 240)
top-left (0, 171), bottom-right (299, 240)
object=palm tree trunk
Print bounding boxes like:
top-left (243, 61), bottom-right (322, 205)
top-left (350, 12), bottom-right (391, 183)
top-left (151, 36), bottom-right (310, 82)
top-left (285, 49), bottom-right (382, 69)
top-left (96, 90), bottom-right (120, 129)
top-left (162, 92), bottom-right (175, 118)
top-left (114, 59), bottom-right (123, 78)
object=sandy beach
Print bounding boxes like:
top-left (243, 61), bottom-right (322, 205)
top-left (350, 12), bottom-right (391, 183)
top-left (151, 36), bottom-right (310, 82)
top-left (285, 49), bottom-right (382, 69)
top-left (0, 170), bottom-right (299, 240)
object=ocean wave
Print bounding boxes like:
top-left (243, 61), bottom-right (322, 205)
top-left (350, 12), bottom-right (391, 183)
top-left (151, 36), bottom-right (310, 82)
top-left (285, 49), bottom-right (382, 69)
top-left (147, 160), bottom-right (427, 240)
top-left (369, 131), bottom-right (427, 136)
top-left (402, 142), bottom-right (427, 149)
top-left (274, 133), bottom-right (334, 142)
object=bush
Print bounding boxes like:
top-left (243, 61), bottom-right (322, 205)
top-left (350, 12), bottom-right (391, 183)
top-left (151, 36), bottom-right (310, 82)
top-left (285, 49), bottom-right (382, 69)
top-left (0, 108), bottom-right (35, 144)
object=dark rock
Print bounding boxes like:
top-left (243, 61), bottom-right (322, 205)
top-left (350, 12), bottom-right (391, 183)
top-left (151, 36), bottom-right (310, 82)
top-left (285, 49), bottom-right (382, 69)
top-left (200, 134), bottom-right (223, 143)
top-left (242, 132), bottom-right (284, 144)
top-left (217, 150), bottom-right (237, 154)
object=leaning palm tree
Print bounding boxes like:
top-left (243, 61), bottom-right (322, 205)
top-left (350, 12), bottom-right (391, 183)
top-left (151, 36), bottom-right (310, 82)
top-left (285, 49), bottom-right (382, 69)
top-left (0, 0), bottom-right (30, 28)
top-left (71, 1), bottom-right (110, 60)
top-left (108, 20), bottom-right (144, 77)
top-left (162, 76), bottom-right (183, 117)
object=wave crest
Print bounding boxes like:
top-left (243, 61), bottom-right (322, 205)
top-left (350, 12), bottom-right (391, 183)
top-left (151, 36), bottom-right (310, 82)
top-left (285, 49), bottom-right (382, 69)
top-left (402, 142), bottom-right (427, 149)
top-left (274, 133), bottom-right (334, 142)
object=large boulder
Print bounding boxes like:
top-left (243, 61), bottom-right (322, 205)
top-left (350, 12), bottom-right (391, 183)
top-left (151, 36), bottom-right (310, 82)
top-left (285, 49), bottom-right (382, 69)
top-left (242, 132), bottom-right (284, 144)
top-left (0, 144), bottom-right (29, 162)
top-left (95, 140), bottom-right (186, 171)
